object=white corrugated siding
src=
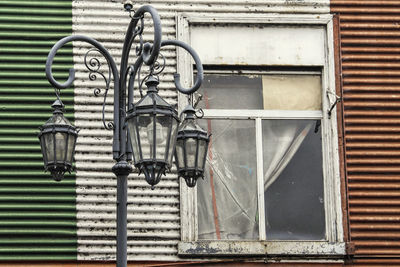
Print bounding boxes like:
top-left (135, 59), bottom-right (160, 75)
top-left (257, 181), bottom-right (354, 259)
top-left (72, 0), bottom-right (329, 261)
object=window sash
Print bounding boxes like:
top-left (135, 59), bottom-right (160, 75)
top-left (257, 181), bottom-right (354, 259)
top-left (203, 109), bottom-right (323, 120)
top-left (178, 240), bottom-right (346, 256)
top-left (201, 116), bottom-right (324, 241)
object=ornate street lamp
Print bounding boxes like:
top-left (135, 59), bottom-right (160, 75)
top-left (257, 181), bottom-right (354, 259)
top-left (175, 105), bottom-right (210, 187)
top-left (126, 77), bottom-right (179, 189)
top-left (38, 99), bottom-right (78, 181)
top-left (39, 3), bottom-right (209, 267)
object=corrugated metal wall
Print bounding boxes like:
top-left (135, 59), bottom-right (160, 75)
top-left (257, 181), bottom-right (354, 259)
top-left (73, 0), bottom-right (330, 261)
top-left (331, 0), bottom-right (400, 264)
top-left (0, 0), bottom-right (76, 261)
top-left (73, 1), bottom-right (180, 261)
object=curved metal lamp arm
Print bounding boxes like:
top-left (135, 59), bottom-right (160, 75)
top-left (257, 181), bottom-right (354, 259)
top-left (126, 39), bottom-right (204, 111)
top-left (45, 35), bottom-right (122, 159)
top-left (161, 40), bottom-right (204, 95)
top-left (120, 5), bottom-right (162, 86)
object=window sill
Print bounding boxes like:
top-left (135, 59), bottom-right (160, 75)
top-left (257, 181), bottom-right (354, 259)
top-left (178, 241), bottom-right (346, 257)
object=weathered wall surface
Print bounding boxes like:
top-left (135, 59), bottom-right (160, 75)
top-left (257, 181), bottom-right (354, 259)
top-left (0, 0), bottom-right (77, 260)
top-left (72, 0), bottom-right (331, 261)
top-left (331, 0), bottom-right (400, 266)
top-left (0, 0), bottom-right (354, 264)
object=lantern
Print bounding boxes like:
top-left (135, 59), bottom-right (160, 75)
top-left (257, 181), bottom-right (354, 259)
top-left (175, 105), bottom-right (210, 187)
top-left (126, 76), bottom-right (179, 188)
top-left (38, 99), bottom-right (78, 181)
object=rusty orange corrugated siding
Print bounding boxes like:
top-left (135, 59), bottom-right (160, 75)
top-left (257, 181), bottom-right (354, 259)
top-left (331, 0), bottom-right (400, 265)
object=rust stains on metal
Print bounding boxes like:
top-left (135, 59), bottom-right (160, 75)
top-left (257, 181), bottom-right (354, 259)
top-left (331, 0), bottom-right (400, 263)
top-left (333, 13), bottom-right (350, 244)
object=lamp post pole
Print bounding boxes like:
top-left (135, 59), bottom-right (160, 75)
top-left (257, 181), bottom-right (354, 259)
top-left (40, 3), bottom-right (210, 267)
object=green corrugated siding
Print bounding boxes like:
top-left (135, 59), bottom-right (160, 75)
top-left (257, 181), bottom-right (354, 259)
top-left (0, 0), bottom-right (76, 261)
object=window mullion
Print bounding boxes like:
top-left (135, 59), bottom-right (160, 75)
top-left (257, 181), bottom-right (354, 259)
top-left (255, 118), bottom-right (266, 241)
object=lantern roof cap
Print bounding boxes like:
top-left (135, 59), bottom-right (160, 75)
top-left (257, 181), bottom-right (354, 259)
top-left (41, 99), bottom-right (73, 128)
top-left (136, 90), bottom-right (171, 109)
top-left (179, 115), bottom-right (206, 133)
top-left (42, 112), bottom-right (74, 127)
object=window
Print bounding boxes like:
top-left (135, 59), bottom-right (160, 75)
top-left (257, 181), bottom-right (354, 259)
top-left (197, 70), bottom-right (325, 241)
top-left (177, 14), bottom-right (344, 257)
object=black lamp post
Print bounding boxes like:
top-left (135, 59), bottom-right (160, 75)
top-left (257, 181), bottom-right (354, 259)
top-left (39, 3), bottom-right (209, 267)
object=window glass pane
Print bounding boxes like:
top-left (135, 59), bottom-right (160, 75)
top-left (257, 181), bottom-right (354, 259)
top-left (197, 119), bottom-right (259, 240)
top-left (262, 119), bottom-right (325, 240)
top-left (262, 75), bottom-right (322, 110)
top-left (198, 73), bottom-right (321, 111)
top-left (198, 74), bottom-right (263, 110)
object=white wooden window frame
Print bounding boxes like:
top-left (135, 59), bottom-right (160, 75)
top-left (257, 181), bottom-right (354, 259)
top-left (176, 13), bottom-right (345, 258)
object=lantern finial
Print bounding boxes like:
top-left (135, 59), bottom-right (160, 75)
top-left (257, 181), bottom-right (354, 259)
top-left (51, 99), bottom-right (64, 111)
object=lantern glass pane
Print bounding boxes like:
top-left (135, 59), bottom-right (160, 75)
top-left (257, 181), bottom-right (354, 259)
top-left (127, 118), bottom-right (140, 163)
top-left (197, 139), bottom-right (207, 169)
top-left (44, 133), bottom-right (54, 163)
top-left (138, 114), bottom-right (153, 159)
top-left (167, 119), bottom-right (178, 165)
top-left (39, 135), bottom-right (47, 164)
top-left (55, 132), bottom-right (67, 162)
top-left (154, 115), bottom-right (170, 161)
top-left (176, 139), bottom-right (185, 168)
top-left (66, 134), bottom-right (76, 163)
top-left (185, 138), bottom-right (197, 168)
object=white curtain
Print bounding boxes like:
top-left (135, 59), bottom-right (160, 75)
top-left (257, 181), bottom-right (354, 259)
top-left (263, 121), bottom-right (313, 191)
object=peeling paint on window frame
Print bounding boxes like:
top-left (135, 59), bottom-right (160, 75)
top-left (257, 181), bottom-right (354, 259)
top-left (176, 13), bottom-right (344, 259)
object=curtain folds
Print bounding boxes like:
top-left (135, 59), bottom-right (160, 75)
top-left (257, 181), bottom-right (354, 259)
top-left (198, 120), bottom-right (313, 239)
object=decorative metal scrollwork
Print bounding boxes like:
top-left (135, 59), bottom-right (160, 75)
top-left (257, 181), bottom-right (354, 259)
top-left (45, 35), bottom-right (121, 159)
top-left (134, 16), bottom-right (145, 57)
top-left (150, 52), bottom-right (166, 76)
top-left (84, 48), bottom-right (114, 130)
